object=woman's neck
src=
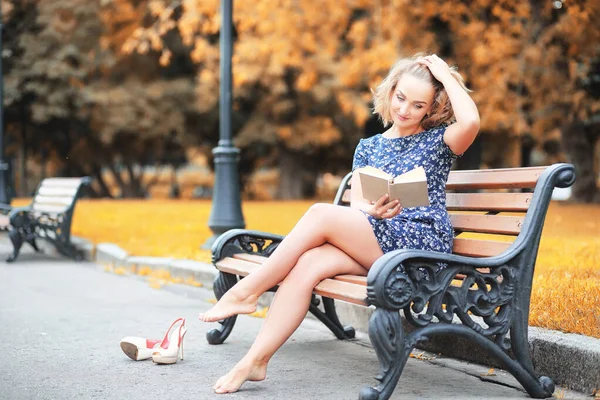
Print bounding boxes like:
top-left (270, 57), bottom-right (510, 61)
top-left (387, 124), bottom-right (424, 138)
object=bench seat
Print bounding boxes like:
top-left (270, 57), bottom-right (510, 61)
top-left (216, 253), bottom-right (369, 306)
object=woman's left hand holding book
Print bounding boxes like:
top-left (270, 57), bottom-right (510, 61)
top-left (365, 194), bottom-right (403, 220)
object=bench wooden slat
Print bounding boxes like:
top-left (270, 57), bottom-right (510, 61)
top-left (37, 187), bottom-right (79, 197)
top-left (452, 238), bottom-right (512, 257)
top-left (334, 274), bottom-right (367, 285)
top-left (313, 279), bottom-right (367, 306)
top-left (446, 167), bottom-right (545, 190)
top-left (446, 193), bottom-right (532, 211)
top-left (216, 257), bottom-right (367, 305)
top-left (31, 204), bottom-right (69, 214)
top-left (33, 195), bottom-right (74, 207)
top-left (450, 214), bottom-right (524, 235)
top-left (40, 178), bottom-right (85, 189)
top-left (232, 253), bottom-right (268, 264)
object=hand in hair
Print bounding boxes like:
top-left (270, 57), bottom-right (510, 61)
top-left (417, 54), bottom-right (454, 84)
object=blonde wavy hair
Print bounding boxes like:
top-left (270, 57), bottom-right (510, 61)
top-left (372, 54), bottom-right (471, 129)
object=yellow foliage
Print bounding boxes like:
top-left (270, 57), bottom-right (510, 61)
top-left (13, 196), bottom-right (595, 339)
top-left (250, 306), bottom-right (269, 319)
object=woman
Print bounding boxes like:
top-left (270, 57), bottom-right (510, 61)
top-left (199, 53), bottom-right (480, 394)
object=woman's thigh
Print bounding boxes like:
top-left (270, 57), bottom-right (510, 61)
top-left (284, 243), bottom-right (369, 288)
top-left (305, 204), bottom-right (383, 268)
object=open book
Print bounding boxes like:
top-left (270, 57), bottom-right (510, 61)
top-left (357, 166), bottom-right (430, 208)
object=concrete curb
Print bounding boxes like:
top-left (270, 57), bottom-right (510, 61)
top-left (34, 235), bottom-right (96, 261)
top-left (82, 240), bottom-right (600, 395)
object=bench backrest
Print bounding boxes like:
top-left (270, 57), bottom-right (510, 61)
top-left (334, 165), bottom-right (574, 258)
top-left (32, 177), bottom-right (90, 215)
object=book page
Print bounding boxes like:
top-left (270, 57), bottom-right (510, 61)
top-left (389, 166), bottom-right (429, 207)
top-left (359, 166), bottom-right (392, 180)
top-left (357, 167), bottom-right (392, 202)
top-left (392, 166), bottom-right (426, 184)
top-left (388, 181), bottom-right (429, 208)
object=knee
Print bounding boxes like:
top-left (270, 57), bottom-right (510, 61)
top-left (304, 203), bottom-right (334, 221)
top-left (286, 248), bottom-right (327, 286)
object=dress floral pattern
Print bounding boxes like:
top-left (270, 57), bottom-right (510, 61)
top-left (352, 124), bottom-right (458, 255)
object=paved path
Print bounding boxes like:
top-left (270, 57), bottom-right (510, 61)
top-left (0, 246), bottom-right (588, 399)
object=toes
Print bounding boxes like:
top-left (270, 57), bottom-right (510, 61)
top-left (213, 377), bottom-right (224, 390)
top-left (199, 313), bottom-right (210, 322)
top-left (214, 384), bottom-right (237, 394)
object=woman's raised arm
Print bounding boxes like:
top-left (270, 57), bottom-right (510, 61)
top-left (419, 54), bottom-right (480, 156)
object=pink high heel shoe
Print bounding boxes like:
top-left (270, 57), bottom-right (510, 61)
top-left (152, 318), bottom-right (187, 365)
top-left (120, 337), bottom-right (161, 361)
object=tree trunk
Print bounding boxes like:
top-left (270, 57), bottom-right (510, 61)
top-left (278, 149), bottom-right (307, 199)
top-left (91, 164), bottom-right (112, 198)
top-left (125, 162), bottom-right (145, 197)
top-left (107, 164), bottom-right (130, 198)
top-left (19, 113), bottom-right (28, 197)
top-left (40, 149), bottom-right (48, 181)
top-left (503, 135), bottom-right (522, 168)
top-left (561, 122), bottom-right (600, 203)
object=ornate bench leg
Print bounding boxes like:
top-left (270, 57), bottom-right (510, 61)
top-left (27, 238), bottom-right (41, 253)
top-left (206, 272), bottom-right (239, 345)
top-left (308, 296), bottom-right (355, 340)
top-left (6, 228), bottom-right (24, 263)
top-left (510, 317), bottom-right (556, 397)
top-left (360, 308), bottom-right (410, 400)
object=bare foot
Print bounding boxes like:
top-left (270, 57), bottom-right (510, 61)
top-left (213, 361), bottom-right (267, 394)
top-left (199, 291), bottom-right (258, 322)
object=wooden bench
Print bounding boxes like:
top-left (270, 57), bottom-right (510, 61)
top-left (208, 163), bottom-right (575, 400)
top-left (0, 177), bottom-right (91, 262)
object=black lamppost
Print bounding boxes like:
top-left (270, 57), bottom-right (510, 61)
top-left (203, 0), bottom-right (245, 248)
top-left (0, 2), bottom-right (10, 204)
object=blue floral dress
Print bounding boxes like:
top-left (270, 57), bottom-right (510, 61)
top-left (352, 124), bottom-right (457, 254)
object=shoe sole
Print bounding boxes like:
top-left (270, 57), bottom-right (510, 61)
top-left (152, 356), bottom-right (178, 365)
top-left (120, 342), bottom-right (140, 361)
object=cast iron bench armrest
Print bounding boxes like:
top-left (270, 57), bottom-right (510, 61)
top-left (212, 229), bottom-right (285, 263)
top-left (366, 246), bottom-right (521, 311)
top-left (8, 206), bottom-right (33, 221)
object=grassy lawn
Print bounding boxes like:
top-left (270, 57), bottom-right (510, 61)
top-left (15, 198), bottom-right (599, 339)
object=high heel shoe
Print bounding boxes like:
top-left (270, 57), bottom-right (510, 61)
top-left (151, 318), bottom-right (187, 365)
top-left (119, 337), bottom-right (161, 361)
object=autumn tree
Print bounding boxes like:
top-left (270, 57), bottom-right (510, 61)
top-left (4, 0), bottom-right (198, 197)
top-left (6, 0), bottom-right (598, 200)
top-left (132, 0), bottom-right (599, 200)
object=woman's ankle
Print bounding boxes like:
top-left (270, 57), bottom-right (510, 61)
top-left (240, 354), bottom-right (269, 370)
top-left (227, 287), bottom-right (259, 305)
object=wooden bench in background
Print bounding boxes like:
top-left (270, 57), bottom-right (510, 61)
top-left (0, 177), bottom-right (91, 262)
top-left (209, 163), bottom-right (575, 400)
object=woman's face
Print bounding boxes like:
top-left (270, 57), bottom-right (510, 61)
top-left (390, 73), bottom-right (435, 129)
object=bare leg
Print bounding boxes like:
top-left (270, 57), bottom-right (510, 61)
top-left (199, 204), bottom-right (382, 322)
top-left (213, 243), bottom-right (370, 394)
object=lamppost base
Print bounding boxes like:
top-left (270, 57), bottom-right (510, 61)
top-left (202, 144), bottom-right (246, 251)
top-left (0, 162), bottom-right (10, 204)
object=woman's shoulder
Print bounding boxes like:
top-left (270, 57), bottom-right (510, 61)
top-left (357, 133), bottom-right (385, 147)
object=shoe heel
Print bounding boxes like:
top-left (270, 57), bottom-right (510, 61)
top-left (179, 326), bottom-right (187, 360)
